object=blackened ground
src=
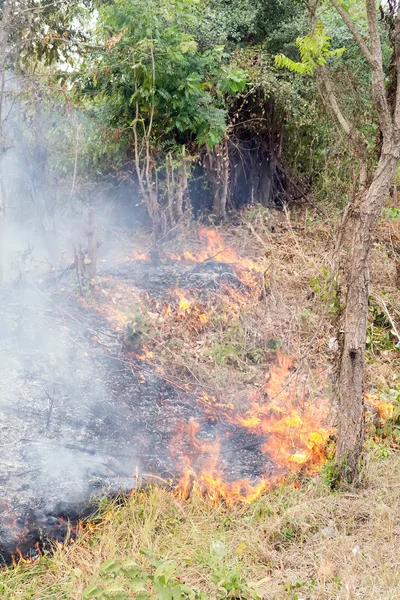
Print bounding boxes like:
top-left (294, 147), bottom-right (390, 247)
top-left (0, 259), bottom-right (273, 564)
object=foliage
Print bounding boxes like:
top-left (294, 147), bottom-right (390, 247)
top-left (83, 555), bottom-right (205, 600)
top-left (193, 0), bottom-right (304, 48)
top-left (309, 265), bottom-right (339, 314)
top-left (275, 22), bottom-right (346, 76)
top-left (382, 207), bottom-right (400, 221)
top-left (366, 303), bottom-right (398, 355)
top-left (7, 0), bottom-right (92, 70)
top-left (7, 0), bottom-right (368, 217)
top-left (82, 546), bottom-right (262, 600)
top-left (199, 540), bottom-right (261, 599)
top-left (71, 0), bottom-right (248, 152)
top-left (206, 319), bottom-right (266, 368)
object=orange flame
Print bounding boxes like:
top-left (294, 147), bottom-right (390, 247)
top-left (130, 228), bottom-right (262, 286)
top-left (364, 393), bottom-right (395, 420)
top-left (92, 231), bottom-right (330, 505)
top-left (170, 352), bottom-right (331, 504)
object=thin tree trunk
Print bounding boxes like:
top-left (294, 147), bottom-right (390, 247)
top-left (166, 153), bottom-right (175, 227)
top-left (336, 149), bottom-right (399, 482)
top-left (0, 169), bottom-right (5, 284)
top-left (206, 139), bottom-right (229, 219)
top-left (86, 207), bottom-right (97, 281)
top-left (175, 147), bottom-right (188, 220)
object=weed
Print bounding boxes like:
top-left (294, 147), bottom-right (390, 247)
top-left (309, 265), bottom-right (339, 314)
top-left (206, 321), bottom-right (266, 368)
top-left (366, 303), bottom-right (397, 354)
top-left (382, 207), bottom-right (400, 221)
top-left (83, 555), bottom-right (205, 600)
top-left (203, 540), bottom-right (261, 599)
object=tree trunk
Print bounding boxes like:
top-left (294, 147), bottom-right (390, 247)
top-left (205, 139), bottom-right (230, 219)
top-left (86, 207), bottom-right (97, 281)
top-left (336, 148), bottom-right (399, 482)
top-left (0, 0), bottom-right (13, 285)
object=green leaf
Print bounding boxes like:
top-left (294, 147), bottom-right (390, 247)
top-left (172, 586), bottom-right (183, 600)
top-left (120, 560), bottom-right (142, 579)
top-left (156, 587), bottom-right (173, 600)
top-left (103, 582), bottom-right (128, 599)
top-left (129, 580), bottom-right (148, 592)
top-left (275, 22), bottom-right (345, 76)
top-left (101, 559), bottom-right (122, 576)
top-left (154, 562), bottom-right (176, 584)
top-left (83, 584), bottom-right (104, 599)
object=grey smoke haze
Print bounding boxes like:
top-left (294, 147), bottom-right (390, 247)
top-left (0, 78), bottom-right (270, 559)
top-left (0, 87), bottom-right (145, 555)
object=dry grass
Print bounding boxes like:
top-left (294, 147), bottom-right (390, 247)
top-left (2, 205), bottom-right (400, 598)
top-left (2, 448), bottom-right (400, 599)
top-left (97, 206), bottom-right (338, 401)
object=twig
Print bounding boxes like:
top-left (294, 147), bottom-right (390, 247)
top-left (283, 203), bottom-right (308, 266)
top-left (245, 219), bottom-right (270, 252)
top-left (44, 387), bottom-right (55, 429)
top-left (370, 292), bottom-right (400, 345)
top-left (70, 120), bottom-right (80, 197)
top-left (190, 250), bottom-right (227, 273)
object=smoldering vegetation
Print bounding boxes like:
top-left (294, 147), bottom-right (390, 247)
top-left (0, 94), bottom-right (147, 557)
top-left (0, 79), bottom-right (291, 561)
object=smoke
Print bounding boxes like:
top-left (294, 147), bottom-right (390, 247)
top-left (0, 83), bottom-right (145, 558)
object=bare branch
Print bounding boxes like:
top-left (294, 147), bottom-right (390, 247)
top-left (365, 0), bottom-right (392, 136)
top-left (319, 67), bottom-right (352, 136)
top-left (0, 0), bottom-right (13, 144)
top-left (318, 67), bottom-right (368, 190)
top-left (394, 4), bottom-right (400, 126)
top-left (329, 0), bottom-right (375, 66)
top-left (330, 0), bottom-right (392, 138)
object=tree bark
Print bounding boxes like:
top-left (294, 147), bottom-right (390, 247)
top-left (206, 139), bottom-right (229, 219)
top-left (336, 147), bottom-right (399, 481)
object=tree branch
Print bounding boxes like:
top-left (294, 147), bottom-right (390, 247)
top-left (329, 0), bottom-right (375, 67)
top-left (318, 66), bottom-right (368, 189)
top-left (330, 0), bottom-right (392, 138)
top-left (365, 0), bottom-right (392, 136)
top-left (394, 4), bottom-right (400, 126)
top-left (0, 0), bottom-right (13, 144)
top-left (319, 67), bottom-right (352, 136)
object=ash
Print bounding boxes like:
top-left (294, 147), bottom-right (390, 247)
top-left (0, 258), bottom-right (273, 563)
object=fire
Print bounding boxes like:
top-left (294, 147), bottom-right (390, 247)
top-left (170, 352), bottom-right (331, 505)
top-left (88, 230), bottom-right (330, 507)
top-left (90, 266), bottom-right (329, 506)
top-left (130, 227), bottom-right (262, 286)
top-left (170, 419), bottom-right (273, 505)
top-left (233, 354), bottom-right (330, 474)
top-left (131, 250), bottom-right (150, 261)
top-left (364, 392), bottom-right (395, 420)
top-left (174, 288), bottom-right (193, 314)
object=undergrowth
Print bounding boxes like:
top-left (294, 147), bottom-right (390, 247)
top-left (2, 206), bottom-right (400, 598)
top-left (2, 449), bottom-right (400, 599)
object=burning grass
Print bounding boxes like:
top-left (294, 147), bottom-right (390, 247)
top-left (80, 205), bottom-right (400, 505)
top-left (2, 204), bottom-right (400, 589)
top-left (2, 448), bottom-right (400, 599)
top-left (95, 207), bottom-right (337, 395)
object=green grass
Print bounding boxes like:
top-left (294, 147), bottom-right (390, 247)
top-left (2, 449), bottom-right (400, 599)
